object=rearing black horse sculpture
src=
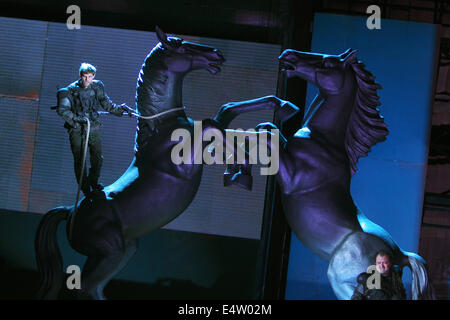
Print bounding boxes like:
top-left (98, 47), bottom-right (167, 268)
top-left (214, 48), bottom-right (435, 299)
top-left (35, 27), bottom-right (231, 299)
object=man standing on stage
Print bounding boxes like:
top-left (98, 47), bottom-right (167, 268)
top-left (57, 62), bottom-right (133, 196)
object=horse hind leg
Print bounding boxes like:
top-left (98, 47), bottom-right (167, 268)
top-left (76, 236), bottom-right (138, 300)
top-left (92, 239), bottom-right (139, 300)
top-left (327, 231), bottom-right (392, 300)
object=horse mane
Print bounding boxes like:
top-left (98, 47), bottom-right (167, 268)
top-left (345, 57), bottom-right (389, 176)
top-left (136, 44), bottom-right (168, 114)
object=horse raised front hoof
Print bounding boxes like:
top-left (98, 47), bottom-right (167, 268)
top-left (231, 171), bottom-right (253, 190)
top-left (224, 172), bottom-right (233, 187)
top-left (223, 165), bottom-right (253, 190)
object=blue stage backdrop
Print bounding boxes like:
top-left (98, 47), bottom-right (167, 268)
top-left (285, 13), bottom-right (438, 299)
top-left (0, 17), bottom-right (280, 240)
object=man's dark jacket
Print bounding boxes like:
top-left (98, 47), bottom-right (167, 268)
top-left (57, 79), bottom-right (123, 129)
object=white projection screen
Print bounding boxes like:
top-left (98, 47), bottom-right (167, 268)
top-left (0, 17), bottom-right (281, 240)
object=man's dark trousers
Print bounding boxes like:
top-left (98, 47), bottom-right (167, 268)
top-left (68, 125), bottom-right (103, 194)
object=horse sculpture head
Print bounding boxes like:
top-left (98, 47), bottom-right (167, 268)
top-left (136, 26), bottom-right (226, 116)
top-left (154, 26), bottom-right (225, 75)
top-left (279, 48), bottom-right (388, 176)
top-left (279, 48), bottom-right (359, 96)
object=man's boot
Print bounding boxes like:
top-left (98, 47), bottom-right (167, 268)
top-left (88, 176), bottom-right (105, 199)
top-left (81, 182), bottom-right (91, 198)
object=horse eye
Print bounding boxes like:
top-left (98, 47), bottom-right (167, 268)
top-left (169, 39), bottom-right (182, 48)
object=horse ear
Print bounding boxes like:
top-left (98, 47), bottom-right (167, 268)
top-left (155, 26), bottom-right (171, 49)
top-left (343, 49), bottom-right (358, 67)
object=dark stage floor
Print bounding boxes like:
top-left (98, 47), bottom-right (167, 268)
top-left (0, 266), bottom-right (249, 300)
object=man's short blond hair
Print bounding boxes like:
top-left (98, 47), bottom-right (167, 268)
top-left (79, 62), bottom-right (97, 75)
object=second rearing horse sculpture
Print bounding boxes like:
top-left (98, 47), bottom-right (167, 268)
top-left (214, 48), bottom-right (435, 300)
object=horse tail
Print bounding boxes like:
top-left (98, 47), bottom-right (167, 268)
top-left (402, 251), bottom-right (436, 300)
top-left (34, 206), bottom-right (70, 300)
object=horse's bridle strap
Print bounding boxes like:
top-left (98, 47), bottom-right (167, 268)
top-left (133, 107), bottom-right (185, 120)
